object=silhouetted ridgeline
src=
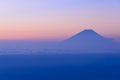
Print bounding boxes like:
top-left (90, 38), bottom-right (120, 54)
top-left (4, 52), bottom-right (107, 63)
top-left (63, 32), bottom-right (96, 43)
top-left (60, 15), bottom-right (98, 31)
top-left (56, 29), bottom-right (120, 53)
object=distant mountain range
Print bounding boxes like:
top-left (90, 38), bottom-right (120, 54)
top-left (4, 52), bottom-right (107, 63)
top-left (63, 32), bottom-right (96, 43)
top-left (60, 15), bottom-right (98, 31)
top-left (58, 29), bottom-right (120, 53)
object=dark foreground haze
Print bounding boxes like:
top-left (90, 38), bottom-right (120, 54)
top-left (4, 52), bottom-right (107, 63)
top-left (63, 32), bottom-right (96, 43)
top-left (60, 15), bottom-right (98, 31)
top-left (0, 54), bottom-right (120, 80)
top-left (0, 30), bottom-right (120, 80)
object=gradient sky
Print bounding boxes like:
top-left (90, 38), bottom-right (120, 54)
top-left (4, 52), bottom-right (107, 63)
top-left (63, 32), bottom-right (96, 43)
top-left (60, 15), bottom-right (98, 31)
top-left (0, 0), bottom-right (120, 40)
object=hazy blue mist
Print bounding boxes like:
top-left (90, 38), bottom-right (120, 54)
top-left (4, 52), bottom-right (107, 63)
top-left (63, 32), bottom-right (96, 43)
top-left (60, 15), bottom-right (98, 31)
top-left (0, 29), bottom-right (120, 55)
top-left (0, 30), bottom-right (120, 80)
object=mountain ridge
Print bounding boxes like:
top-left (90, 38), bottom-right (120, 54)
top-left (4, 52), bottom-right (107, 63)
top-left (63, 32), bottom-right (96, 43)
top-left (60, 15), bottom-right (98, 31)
top-left (64, 29), bottom-right (111, 44)
top-left (58, 29), bottom-right (120, 53)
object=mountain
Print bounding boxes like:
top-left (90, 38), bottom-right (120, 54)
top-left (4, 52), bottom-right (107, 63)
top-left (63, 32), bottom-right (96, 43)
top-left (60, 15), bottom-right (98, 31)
top-left (59, 29), bottom-right (120, 53)
top-left (64, 29), bottom-right (108, 44)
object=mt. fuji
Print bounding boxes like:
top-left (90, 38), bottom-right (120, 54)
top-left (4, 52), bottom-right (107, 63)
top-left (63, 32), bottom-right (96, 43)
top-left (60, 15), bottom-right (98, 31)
top-left (59, 29), bottom-right (120, 53)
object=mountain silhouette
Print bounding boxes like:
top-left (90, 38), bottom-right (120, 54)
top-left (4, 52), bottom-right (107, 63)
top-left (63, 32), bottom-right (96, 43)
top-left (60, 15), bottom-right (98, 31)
top-left (65, 29), bottom-right (108, 43)
top-left (63, 29), bottom-right (112, 45)
top-left (59, 29), bottom-right (120, 53)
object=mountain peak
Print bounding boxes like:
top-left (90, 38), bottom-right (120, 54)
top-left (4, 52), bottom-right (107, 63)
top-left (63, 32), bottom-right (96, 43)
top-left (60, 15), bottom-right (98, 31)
top-left (78, 29), bottom-right (99, 35)
top-left (59, 29), bottom-right (120, 53)
top-left (62, 29), bottom-right (110, 47)
top-left (66, 29), bottom-right (104, 41)
top-left (83, 29), bottom-right (94, 31)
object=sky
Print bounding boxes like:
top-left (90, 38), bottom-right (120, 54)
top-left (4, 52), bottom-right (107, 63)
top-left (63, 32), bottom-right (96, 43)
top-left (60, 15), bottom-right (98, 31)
top-left (0, 0), bottom-right (120, 40)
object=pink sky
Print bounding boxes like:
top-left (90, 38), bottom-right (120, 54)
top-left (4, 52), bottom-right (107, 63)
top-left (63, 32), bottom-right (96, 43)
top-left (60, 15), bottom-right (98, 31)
top-left (0, 0), bottom-right (120, 40)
